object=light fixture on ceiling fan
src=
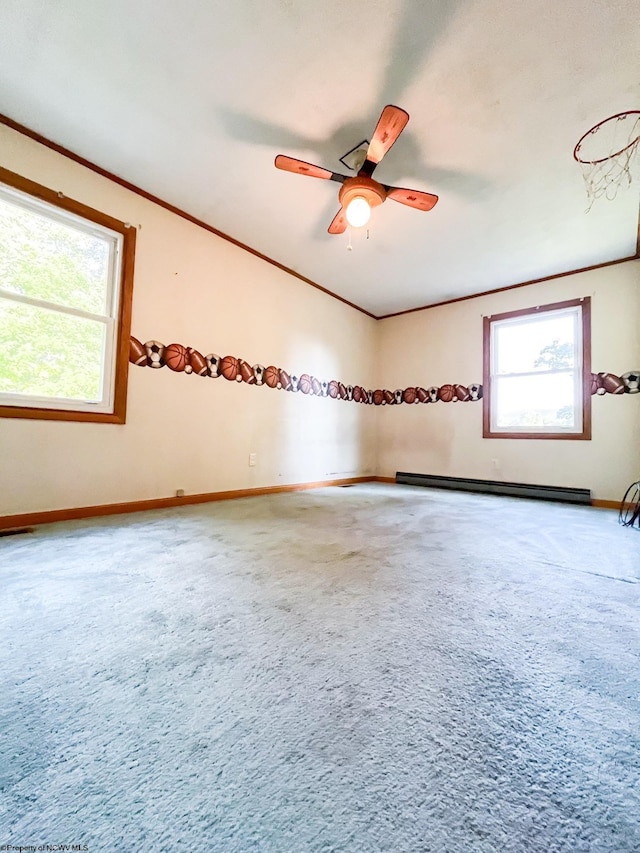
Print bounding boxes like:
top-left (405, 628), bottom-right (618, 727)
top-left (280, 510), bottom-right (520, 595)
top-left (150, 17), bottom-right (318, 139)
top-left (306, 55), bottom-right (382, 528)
top-left (275, 105), bottom-right (439, 234)
top-left (344, 195), bottom-right (372, 227)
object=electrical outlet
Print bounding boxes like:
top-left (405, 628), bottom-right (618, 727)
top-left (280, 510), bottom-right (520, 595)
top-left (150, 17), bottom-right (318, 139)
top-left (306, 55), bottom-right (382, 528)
top-left (176, 488), bottom-right (185, 497)
top-left (249, 453), bottom-right (257, 467)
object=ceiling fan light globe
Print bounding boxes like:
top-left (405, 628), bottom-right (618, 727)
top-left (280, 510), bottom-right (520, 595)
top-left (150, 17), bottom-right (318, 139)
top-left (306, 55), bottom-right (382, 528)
top-left (345, 196), bottom-right (371, 228)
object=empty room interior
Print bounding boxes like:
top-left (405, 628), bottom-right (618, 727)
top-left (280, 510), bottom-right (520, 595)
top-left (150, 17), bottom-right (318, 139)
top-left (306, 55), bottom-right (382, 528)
top-left (1, 1), bottom-right (639, 851)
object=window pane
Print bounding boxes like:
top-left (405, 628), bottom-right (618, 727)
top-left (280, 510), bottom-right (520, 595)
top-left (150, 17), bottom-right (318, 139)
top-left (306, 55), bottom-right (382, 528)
top-left (494, 373), bottom-right (578, 429)
top-left (0, 194), bottom-right (112, 315)
top-left (0, 299), bottom-right (106, 402)
top-left (496, 313), bottom-right (575, 374)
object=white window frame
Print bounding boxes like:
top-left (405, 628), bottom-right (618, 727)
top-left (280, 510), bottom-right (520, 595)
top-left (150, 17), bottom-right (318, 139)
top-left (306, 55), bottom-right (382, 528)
top-left (483, 298), bottom-right (591, 441)
top-left (0, 166), bottom-right (135, 424)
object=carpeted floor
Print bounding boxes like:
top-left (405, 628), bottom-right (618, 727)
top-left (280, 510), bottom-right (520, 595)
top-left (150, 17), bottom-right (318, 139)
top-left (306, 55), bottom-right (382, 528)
top-left (1, 484), bottom-right (639, 852)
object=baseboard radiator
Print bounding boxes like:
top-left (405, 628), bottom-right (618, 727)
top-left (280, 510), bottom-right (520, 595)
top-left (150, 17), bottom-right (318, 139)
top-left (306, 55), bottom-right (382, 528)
top-left (395, 472), bottom-right (591, 505)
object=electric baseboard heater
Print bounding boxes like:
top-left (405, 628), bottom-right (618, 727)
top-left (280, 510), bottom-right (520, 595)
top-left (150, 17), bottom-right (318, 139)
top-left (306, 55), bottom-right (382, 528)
top-left (395, 472), bottom-right (591, 505)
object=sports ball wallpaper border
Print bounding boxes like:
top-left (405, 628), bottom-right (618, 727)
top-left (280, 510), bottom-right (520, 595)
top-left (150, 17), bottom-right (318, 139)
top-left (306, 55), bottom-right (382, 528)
top-left (130, 337), bottom-right (640, 405)
top-left (129, 337), bottom-right (482, 404)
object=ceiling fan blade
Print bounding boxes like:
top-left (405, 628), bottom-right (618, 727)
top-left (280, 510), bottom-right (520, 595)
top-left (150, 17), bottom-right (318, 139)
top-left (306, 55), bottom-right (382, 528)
top-left (275, 155), bottom-right (346, 182)
top-left (360, 106), bottom-right (410, 175)
top-left (328, 207), bottom-right (347, 234)
top-left (386, 186), bottom-right (439, 211)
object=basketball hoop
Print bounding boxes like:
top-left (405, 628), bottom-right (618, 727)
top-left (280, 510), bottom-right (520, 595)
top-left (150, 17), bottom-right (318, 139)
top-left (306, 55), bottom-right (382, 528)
top-left (573, 111), bottom-right (640, 211)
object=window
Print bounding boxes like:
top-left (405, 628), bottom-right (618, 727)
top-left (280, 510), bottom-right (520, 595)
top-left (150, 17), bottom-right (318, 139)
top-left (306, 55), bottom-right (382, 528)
top-left (483, 297), bottom-right (591, 440)
top-left (0, 167), bottom-right (135, 422)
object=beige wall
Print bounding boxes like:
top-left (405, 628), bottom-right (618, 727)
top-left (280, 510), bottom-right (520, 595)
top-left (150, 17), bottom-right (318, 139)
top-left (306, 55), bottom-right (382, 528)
top-left (2, 125), bottom-right (638, 514)
top-left (0, 126), bottom-right (377, 515)
top-left (376, 262), bottom-right (640, 501)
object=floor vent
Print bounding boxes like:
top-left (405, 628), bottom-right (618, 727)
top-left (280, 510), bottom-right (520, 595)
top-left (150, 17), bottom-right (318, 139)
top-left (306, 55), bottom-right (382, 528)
top-left (395, 472), bottom-right (591, 505)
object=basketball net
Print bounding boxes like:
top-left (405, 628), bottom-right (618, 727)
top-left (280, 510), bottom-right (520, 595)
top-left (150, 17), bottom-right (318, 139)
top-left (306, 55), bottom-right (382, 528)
top-left (574, 111), bottom-right (640, 212)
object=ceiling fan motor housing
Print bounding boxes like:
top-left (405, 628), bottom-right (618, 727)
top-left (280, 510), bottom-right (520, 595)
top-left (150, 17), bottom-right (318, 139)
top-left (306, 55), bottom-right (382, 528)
top-left (339, 176), bottom-right (387, 210)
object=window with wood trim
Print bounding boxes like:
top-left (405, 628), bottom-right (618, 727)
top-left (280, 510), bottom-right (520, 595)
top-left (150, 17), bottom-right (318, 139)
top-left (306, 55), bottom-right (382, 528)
top-left (483, 297), bottom-right (591, 440)
top-left (0, 167), bottom-right (135, 423)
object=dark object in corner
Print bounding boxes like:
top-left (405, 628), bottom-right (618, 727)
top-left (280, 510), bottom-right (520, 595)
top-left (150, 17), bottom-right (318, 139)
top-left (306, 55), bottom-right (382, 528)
top-left (619, 481), bottom-right (640, 528)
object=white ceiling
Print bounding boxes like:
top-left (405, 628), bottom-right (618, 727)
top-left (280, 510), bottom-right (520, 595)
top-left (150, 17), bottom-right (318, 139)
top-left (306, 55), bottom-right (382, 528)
top-left (1, 0), bottom-right (639, 317)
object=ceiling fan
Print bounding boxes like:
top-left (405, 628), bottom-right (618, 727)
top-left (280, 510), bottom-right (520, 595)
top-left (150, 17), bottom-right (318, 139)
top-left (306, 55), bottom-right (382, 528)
top-left (275, 105), bottom-right (439, 234)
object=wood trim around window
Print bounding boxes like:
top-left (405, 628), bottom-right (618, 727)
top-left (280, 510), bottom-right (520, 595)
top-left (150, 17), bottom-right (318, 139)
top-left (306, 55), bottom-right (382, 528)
top-left (0, 166), bottom-right (136, 423)
top-left (482, 297), bottom-right (591, 440)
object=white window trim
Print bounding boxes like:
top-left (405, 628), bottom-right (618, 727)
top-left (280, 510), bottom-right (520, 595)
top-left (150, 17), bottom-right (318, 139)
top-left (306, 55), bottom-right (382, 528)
top-left (489, 305), bottom-right (584, 435)
top-left (0, 181), bottom-right (124, 414)
top-left (483, 297), bottom-right (591, 441)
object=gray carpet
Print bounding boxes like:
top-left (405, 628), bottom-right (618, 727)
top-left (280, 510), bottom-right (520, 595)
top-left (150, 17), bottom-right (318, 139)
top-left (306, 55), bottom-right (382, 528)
top-left (1, 484), bottom-right (639, 852)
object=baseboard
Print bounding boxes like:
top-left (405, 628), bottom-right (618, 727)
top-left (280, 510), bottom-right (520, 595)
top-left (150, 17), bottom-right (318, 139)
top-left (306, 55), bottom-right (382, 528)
top-left (0, 476), bottom-right (376, 529)
top-left (3, 478), bottom-right (617, 529)
top-left (591, 499), bottom-right (620, 510)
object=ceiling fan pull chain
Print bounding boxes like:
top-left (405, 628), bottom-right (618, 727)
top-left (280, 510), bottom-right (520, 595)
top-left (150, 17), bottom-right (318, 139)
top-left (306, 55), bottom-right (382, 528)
top-left (347, 226), bottom-right (353, 251)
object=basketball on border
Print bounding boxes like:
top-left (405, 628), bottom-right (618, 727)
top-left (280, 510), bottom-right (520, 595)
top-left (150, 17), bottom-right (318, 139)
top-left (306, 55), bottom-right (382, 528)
top-left (264, 365), bottom-right (280, 388)
top-left (439, 384), bottom-right (455, 402)
top-left (299, 374), bottom-right (313, 394)
top-left (221, 355), bottom-right (240, 381)
top-left (164, 343), bottom-right (189, 372)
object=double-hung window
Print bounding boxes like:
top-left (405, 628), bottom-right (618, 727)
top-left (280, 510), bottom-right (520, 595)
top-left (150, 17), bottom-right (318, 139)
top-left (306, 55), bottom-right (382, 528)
top-left (483, 297), bottom-right (591, 439)
top-left (0, 167), bottom-right (135, 422)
